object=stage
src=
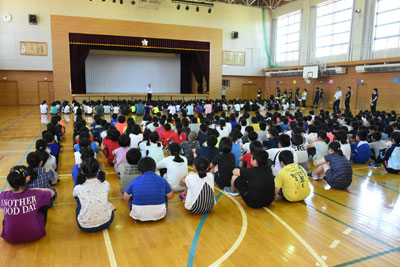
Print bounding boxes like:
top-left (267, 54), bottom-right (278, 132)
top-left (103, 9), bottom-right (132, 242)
top-left (72, 93), bottom-right (209, 103)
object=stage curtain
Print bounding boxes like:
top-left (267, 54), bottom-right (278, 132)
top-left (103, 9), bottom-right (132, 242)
top-left (70, 45), bottom-right (90, 94)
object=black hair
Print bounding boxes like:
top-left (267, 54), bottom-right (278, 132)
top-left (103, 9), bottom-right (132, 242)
top-left (27, 151), bottom-right (42, 168)
top-left (278, 150), bottom-right (294, 165)
top-left (42, 131), bottom-right (55, 143)
top-left (112, 113), bottom-right (118, 120)
top-left (252, 149), bottom-right (269, 167)
top-left (329, 141), bottom-right (344, 156)
top-left (259, 121), bottom-right (267, 131)
top-left (334, 130), bottom-right (348, 144)
top-left (371, 132), bottom-right (382, 142)
top-left (357, 130), bottom-right (368, 141)
top-left (35, 139), bottom-right (50, 165)
top-left (164, 123), bottom-right (172, 131)
top-left (169, 142), bottom-right (184, 163)
top-left (80, 147), bottom-right (95, 161)
top-left (391, 131), bottom-right (400, 144)
top-left (109, 129), bottom-right (121, 142)
top-left (291, 134), bottom-right (304, 146)
top-left (7, 165), bottom-right (36, 190)
top-left (248, 131), bottom-right (258, 142)
top-left (126, 148), bottom-right (142, 165)
top-left (76, 158), bottom-right (105, 185)
top-left (219, 137), bottom-right (232, 154)
top-left (318, 130), bottom-right (330, 144)
top-left (207, 135), bottom-right (218, 148)
top-left (249, 141), bottom-right (263, 153)
top-left (118, 116), bottom-right (126, 123)
top-left (118, 134), bottom-right (131, 147)
top-left (148, 132), bottom-right (161, 147)
top-left (79, 137), bottom-right (91, 149)
top-left (277, 134), bottom-right (291, 147)
top-left (268, 127), bottom-right (279, 138)
top-left (193, 156), bottom-right (209, 178)
top-left (137, 157), bottom-right (156, 173)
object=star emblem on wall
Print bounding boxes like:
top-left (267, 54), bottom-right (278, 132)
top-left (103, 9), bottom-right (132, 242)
top-left (141, 39), bottom-right (148, 46)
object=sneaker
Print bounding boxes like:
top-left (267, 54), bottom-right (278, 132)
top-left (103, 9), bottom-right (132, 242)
top-left (373, 163), bottom-right (381, 169)
top-left (179, 192), bottom-right (186, 202)
top-left (324, 184), bottom-right (331, 190)
top-left (311, 175), bottom-right (323, 180)
top-left (368, 162), bottom-right (376, 167)
top-left (224, 187), bottom-right (239, 196)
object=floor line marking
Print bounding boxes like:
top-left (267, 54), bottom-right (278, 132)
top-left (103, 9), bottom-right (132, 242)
top-left (353, 174), bottom-right (399, 193)
top-left (0, 109), bottom-right (35, 134)
top-left (209, 189), bottom-right (248, 267)
top-left (302, 202), bottom-right (394, 249)
top-left (343, 228), bottom-right (352, 235)
top-left (263, 207), bottom-right (328, 267)
top-left (1, 124), bottom-right (46, 192)
top-left (187, 192), bottom-right (222, 267)
top-left (329, 240), bottom-right (341, 249)
top-left (352, 167), bottom-right (371, 170)
top-left (332, 247), bottom-right (400, 267)
top-left (103, 229), bottom-right (118, 267)
top-left (381, 182), bottom-right (400, 187)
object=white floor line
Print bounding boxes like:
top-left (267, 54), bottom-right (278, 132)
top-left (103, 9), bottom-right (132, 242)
top-left (329, 240), bottom-right (341, 249)
top-left (103, 229), bottom-right (118, 267)
top-left (352, 167), bottom-right (371, 170)
top-left (263, 207), bottom-right (328, 267)
top-left (209, 188), bottom-right (248, 267)
top-left (343, 228), bottom-right (352, 235)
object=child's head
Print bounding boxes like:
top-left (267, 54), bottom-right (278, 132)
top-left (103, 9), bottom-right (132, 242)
top-left (79, 137), bottom-right (91, 149)
top-left (27, 151), bottom-right (43, 169)
top-left (278, 150), bottom-right (294, 167)
top-left (164, 123), bottom-right (172, 131)
top-left (112, 113), bottom-right (118, 120)
top-left (109, 129), bottom-right (121, 142)
top-left (118, 134), bottom-right (130, 147)
top-left (248, 131), bottom-right (258, 142)
top-left (193, 156), bottom-right (209, 178)
top-left (42, 132), bottom-right (55, 144)
top-left (249, 141), bottom-right (263, 153)
top-left (391, 131), bottom-right (400, 144)
top-left (126, 148), bottom-right (141, 165)
top-left (277, 134), bottom-right (291, 148)
top-left (77, 158), bottom-right (105, 185)
top-left (291, 134), bottom-right (304, 146)
top-left (356, 130), bottom-right (368, 141)
top-left (137, 157), bottom-right (156, 173)
top-left (169, 142), bottom-right (184, 163)
top-left (268, 127), bottom-right (279, 138)
top-left (80, 147), bottom-right (95, 161)
top-left (188, 131), bottom-right (198, 141)
top-left (219, 137), bottom-right (232, 154)
top-left (244, 126), bottom-right (254, 135)
top-left (118, 116), bottom-right (126, 124)
top-left (317, 130), bottom-right (329, 144)
top-left (328, 141), bottom-right (344, 156)
top-left (200, 123), bottom-right (208, 133)
top-left (334, 130), bottom-right (348, 144)
top-left (207, 135), bottom-right (218, 148)
top-left (251, 149), bottom-right (269, 167)
top-left (371, 132), bottom-right (382, 142)
top-left (7, 166), bottom-right (35, 191)
top-left (150, 132), bottom-right (160, 144)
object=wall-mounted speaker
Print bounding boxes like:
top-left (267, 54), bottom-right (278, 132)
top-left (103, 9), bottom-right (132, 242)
top-left (29, 14), bottom-right (37, 25)
top-left (231, 31), bottom-right (239, 39)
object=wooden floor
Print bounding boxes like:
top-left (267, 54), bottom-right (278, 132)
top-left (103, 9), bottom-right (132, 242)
top-left (0, 106), bottom-right (399, 267)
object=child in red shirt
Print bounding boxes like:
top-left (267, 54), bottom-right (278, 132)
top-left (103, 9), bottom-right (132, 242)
top-left (103, 129), bottom-right (121, 165)
top-left (161, 124), bottom-right (174, 147)
top-left (167, 122), bottom-right (187, 145)
top-left (239, 141), bottom-right (263, 168)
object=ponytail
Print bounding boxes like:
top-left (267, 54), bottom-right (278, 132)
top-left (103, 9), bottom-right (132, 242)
top-left (77, 158), bottom-right (104, 185)
top-left (169, 142), bottom-right (184, 163)
top-left (193, 156), bottom-right (209, 179)
top-left (329, 141), bottom-right (344, 156)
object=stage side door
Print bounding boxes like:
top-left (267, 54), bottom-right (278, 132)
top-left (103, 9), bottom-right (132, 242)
top-left (0, 81), bottom-right (18, 106)
top-left (242, 84), bottom-right (258, 100)
top-left (38, 81), bottom-right (51, 104)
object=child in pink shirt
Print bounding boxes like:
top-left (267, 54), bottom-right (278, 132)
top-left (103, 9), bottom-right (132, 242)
top-left (113, 135), bottom-right (131, 173)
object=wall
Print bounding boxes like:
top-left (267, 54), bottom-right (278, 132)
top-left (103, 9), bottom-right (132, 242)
top-left (222, 76), bottom-right (266, 99)
top-left (0, 70), bottom-right (53, 105)
top-left (0, 0), bottom-right (269, 76)
top-left (265, 66), bottom-right (400, 112)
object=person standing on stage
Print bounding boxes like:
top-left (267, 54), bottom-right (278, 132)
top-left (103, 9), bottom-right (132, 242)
top-left (370, 88), bottom-right (378, 113)
top-left (345, 86), bottom-right (351, 114)
top-left (257, 89), bottom-right (262, 101)
top-left (333, 87), bottom-right (342, 114)
top-left (222, 87), bottom-right (226, 101)
top-left (147, 84), bottom-right (152, 102)
top-left (301, 89), bottom-right (307, 109)
top-left (313, 87), bottom-right (320, 109)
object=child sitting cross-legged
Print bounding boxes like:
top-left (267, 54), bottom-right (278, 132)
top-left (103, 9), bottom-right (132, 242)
top-left (119, 148), bottom-right (142, 194)
top-left (123, 157), bottom-right (173, 221)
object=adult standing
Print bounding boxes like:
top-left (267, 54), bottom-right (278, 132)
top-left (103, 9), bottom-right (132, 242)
top-left (371, 88), bottom-right (378, 113)
top-left (295, 88), bottom-right (301, 109)
top-left (333, 87), bottom-right (342, 114)
top-left (257, 89), bottom-right (262, 101)
top-left (319, 88), bottom-right (324, 109)
top-left (345, 86), bottom-right (351, 114)
top-left (288, 89), bottom-right (293, 105)
top-left (222, 87), bottom-right (226, 101)
top-left (313, 87), bottom-right (320, 109)
top-left (147, 84), bottom-right (152, 102)
top-left (276, 87), bottom-right (281, 99)
top-left (301, 89), bottom-right (307, 109)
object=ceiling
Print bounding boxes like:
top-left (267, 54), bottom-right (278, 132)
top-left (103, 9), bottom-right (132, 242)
top-left (213, 0), bottom-right (297, 9)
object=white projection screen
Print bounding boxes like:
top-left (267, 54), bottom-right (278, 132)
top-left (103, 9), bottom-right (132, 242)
top-left (85, 50), bottom-right (181, 94)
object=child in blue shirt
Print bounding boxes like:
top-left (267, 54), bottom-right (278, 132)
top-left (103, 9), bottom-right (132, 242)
top-left (351, 130), bottom-right (371, 164)
top-left (110, 114), bottom-right (118, 126)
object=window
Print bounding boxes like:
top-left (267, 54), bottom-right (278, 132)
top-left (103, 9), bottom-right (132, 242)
top-left (275, 10), bottom-right (301, 63)
top-left (373, 0), bottom-right (400, 51)
top-left (315, 0), bottom-right (353, 58)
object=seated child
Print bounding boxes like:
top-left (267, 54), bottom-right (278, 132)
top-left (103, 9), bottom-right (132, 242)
top-left (210, 137), bottom-right (235, 189)
top-left (36, 139), bottom-right (58, 184)
top-left (147, 132), bottom-right (165, 164)
top-left (72, 148), bottom-right (96, 185)
top-left (351, 130), bottom-right (371, 164)
top-left (181, 132), bottom-right (200, 165)
top-left (313, 141), bottom-right (353, 190)
top-left (291, 134), bottom-right (311, 175)
top-left (113, 135), bottom-right (131, 173)
top-left (274, 151), bottom-right (310, 202)
top-left (368, 132), bottom-right (387, 168)
top-left (0, 166), bottom-right (54, 244)
top-left (110, 113), bottom-right (118, 126)
top-left (156, 143), bottom-right (188, 192)
top-left (179, 156), bottom-right (215, 214)
top-left (73, 158), bottom-right (115, 232)
top-left (243, 131), bottom-right (258, 154)
top-left (103, 129), bottom-right (121, 165)
top-left (115, 116), bottom-right (127, 135)
top-left (27, 151), bottom-right (57, 206)
top-left (226, 149), bottom-right (275, 208)
top-left (119, 148), bottom-right (142, 194)
top-left (240, 141), bottom-right (263, 168)
top-left (123, 157), bottom-right (173, 221)
top-left (379, 131), bottom-right (400, 174)
top-left (43, 131), bottom-right (61, 167)
top-left (194, 135), bottom-right (219, 163)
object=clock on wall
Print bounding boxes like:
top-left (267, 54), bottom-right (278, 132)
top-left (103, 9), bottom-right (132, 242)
top-left (2, 12), bottom-right (12, 23)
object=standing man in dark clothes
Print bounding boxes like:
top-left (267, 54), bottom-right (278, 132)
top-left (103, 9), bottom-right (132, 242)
top-left (147, 84), bottom-right (152, 102)
top-left (345, 86), bottom-right (351, 114)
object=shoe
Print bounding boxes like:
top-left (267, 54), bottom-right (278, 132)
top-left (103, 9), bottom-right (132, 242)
top-left (179, 192), bottom-right (186, 202)
top-left (324, 184), bottom-right (331, 190)
top-left (373, 163), bottom-right (381, 169)
top-left (311, 175), bottom-right (323, 180)
top-left (224, 187), bottom-right (239, 196)
top-left (368, 162), bottom-right (376, 167)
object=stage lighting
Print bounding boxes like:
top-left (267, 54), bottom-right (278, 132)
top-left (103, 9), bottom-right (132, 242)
top-left (131, 0), bottom-right (135, 5)
top-left (186, 5), bottom-right (189, 10)
top-left (208, 8), bottom-right (212, 13)
top-left (177, 4), bottom-right (180, 9)
top-left (196, 6), bottom-right (199, 12)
